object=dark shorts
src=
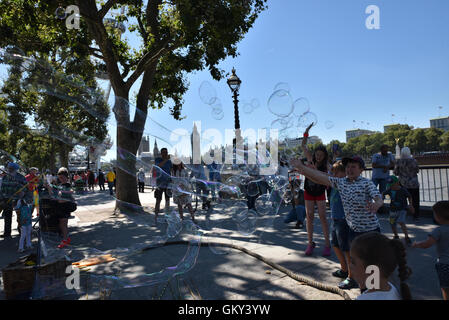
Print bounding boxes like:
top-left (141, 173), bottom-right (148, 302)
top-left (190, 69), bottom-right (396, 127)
top-left (331, 218), bottom-right (350, 252)
top-left (154, 187), bottom-right (172, 201)
top-left (348, 227), bottom-right (381, 245)
top-left (435, 263), bottom-right (449, 288)
top-left (56, 202), bottom-right (72, 219)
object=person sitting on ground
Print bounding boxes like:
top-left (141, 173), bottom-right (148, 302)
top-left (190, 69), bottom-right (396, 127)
top-left (383, 175), bottom-right (414, 246)
top-left (412, 201), bottom-right (449, 300)
top-left (351, 232), bottom-right (412, 300)
top-left (329, 161), bottom-right (352, 285)
top-left (284, 171), bottom-right (305, 229)
top-left (290, 155), bottom-right (384, 290)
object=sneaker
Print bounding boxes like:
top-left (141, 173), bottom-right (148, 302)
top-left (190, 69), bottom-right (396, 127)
top-left (294, 221), bottom-right (304, 229)
top-left (18, 248), bottom-right (24, 253)
top-left (305, 242), bottom-right (316, 256)
top-left (57, 238), bottom-right (71, 249)
top-left (332, 269), bottom-right (349, 279)
top-left (322, 246), bottom-right (331, 257)
top-left (338, 277), bottom-right (359, 290)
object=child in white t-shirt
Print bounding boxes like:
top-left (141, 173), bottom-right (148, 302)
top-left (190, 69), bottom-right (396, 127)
top-left (350, 232), bottom-right (412, 300)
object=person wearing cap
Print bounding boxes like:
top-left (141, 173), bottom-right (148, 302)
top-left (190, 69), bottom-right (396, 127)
top-left (0, 162), bottom-right (29, 239)
top-left (383, 175), bottom-right (414, 245)
top-left (291, 155), bottom-right (383, 290)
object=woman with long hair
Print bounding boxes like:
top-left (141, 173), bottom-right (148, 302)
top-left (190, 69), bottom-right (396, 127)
top-left (301, 123), bottom-right (331, 256)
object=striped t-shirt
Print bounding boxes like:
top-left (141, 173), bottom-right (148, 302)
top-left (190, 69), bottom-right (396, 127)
top-left (328, 176), bottom-right (381, 232)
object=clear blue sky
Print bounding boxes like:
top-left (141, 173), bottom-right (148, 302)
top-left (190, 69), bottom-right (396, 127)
top-left (106, 0), bottom-right (449, 160)
top-left (2, 0), bottom-right (449, 161)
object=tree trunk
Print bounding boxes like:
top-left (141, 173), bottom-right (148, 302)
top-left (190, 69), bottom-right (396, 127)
top-left (114, 95), bottom-right (142, 211)
top-left (59, 142), bottom-right (69, 169)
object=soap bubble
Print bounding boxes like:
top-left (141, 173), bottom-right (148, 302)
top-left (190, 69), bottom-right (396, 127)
top-left (267, 89), bottom-right (293, 118)
top-left (199, 81), bottom-right (218, 105)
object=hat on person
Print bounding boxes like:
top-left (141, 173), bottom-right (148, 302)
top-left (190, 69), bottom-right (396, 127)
top-left (387, 175), bottom-right (399, 185)
top-left (7, 162), bottom-right (20, 171)
top-left (342, 156), bottom-right (365, 169)
top-left (30, 167), bottom-right (38, 172)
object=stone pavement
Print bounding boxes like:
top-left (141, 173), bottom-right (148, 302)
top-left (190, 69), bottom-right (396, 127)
top-left (0, 187), bottom-right (444, 300)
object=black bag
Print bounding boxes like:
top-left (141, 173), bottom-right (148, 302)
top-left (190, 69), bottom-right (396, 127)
top-left (64, 201), bottom-right (77, 213)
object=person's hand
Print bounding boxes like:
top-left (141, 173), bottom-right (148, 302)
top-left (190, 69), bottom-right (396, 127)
top-left (408, 205), bottom-right (415, 214)
top-left (366, 200), bottom-right (382, 213)
top-left (305, 122), bottom-right (314, 133)
top-left (290, 159), bottom-right (305, 172)
top-left (411, 241), bottom-right (419, 248)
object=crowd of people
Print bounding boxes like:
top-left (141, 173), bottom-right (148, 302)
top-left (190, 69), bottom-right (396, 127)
top-left (278, 123), bottom-right (448, 300)
top-left (0, 164), bottom-right (77, 249)
top-left (0, 127), bottom-right (447, 300)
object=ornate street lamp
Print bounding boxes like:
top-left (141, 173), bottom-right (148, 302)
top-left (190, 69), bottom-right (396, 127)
top-left (227, 68), bottom-right (242, 153)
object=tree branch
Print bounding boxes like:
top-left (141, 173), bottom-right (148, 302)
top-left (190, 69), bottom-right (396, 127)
top-left (75, 0), bottom-right (126, 95)
top-left (98, 0), bottom-right (120, 19)
top-left (124, 38), bottom-right (173, 90)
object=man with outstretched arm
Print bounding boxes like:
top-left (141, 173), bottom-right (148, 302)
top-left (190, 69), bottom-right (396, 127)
top-left (291, 156), bottom-right (384, 290)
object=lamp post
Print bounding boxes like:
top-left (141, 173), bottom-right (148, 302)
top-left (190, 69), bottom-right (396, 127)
top-left (227, 68), bottom-right (242, 152)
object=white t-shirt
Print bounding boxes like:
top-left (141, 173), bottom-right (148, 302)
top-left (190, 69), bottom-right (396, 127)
top-left (328, 176), bottom-right (381, 232)
top-left (356, 282), bottom-right (401, 300)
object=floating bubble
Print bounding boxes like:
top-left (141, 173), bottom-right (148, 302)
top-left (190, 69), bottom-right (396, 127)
top-left (211, 108), bottom-right (224, 120)
top-left (267, 89), bottom-right (293, 118)
top-left (273, 82), bottom-right (290, 93)
top-left (297, 112), bottom-right (318, 128)
top-left (251, 98), bottom-right (260, 109)
top-left (199, 81), bottom-right (218, 105)
top-left (325, 120), bottom-right (334, 129)
top-left (243, 102), bottom-right (253, 114)
top-left (236, 209), bottom-right (258, 236)
top-left (292, 97), bottom-right (310, 116)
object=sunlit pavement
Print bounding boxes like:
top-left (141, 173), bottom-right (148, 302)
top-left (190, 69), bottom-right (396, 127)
top-left (0, 186), bottom-right (443, 300)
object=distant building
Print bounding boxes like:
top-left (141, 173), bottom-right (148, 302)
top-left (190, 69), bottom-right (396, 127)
top-left (280, 136), bottom-right (322, 148)
top-left (383, 124), bottom-right (401, 132)
top-left (346, 129), bottom-right (377, 142)
top-left (430, 116), bottom-right (449, 132)
top-left (137, 136), bottom-right (150, 156)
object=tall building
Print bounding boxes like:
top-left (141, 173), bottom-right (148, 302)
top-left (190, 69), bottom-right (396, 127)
top-left (430, 117), bottom-right (449, 132)
top-left (137, 136), bottom-right (150, 156)
top-left (153, 139), bottom-right (160, 158)
top-left (346, 129), bottom-right (377, 142)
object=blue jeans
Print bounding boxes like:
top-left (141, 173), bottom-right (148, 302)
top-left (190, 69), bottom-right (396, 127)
top-left (331, 218), bottom-right (350, 252)
top-left (284, 205), bottom-right (306, 223)
top-left (372, 178), bottom-right (388, 194)
top-left (108, 182), bottom-right (114, 195)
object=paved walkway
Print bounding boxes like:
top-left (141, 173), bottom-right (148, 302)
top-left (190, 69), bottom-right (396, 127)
top-left (0, 187), bottom-right (444, 300)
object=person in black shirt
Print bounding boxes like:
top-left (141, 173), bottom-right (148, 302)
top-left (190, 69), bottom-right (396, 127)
top-left (301, 123), bottom-right (331, 256)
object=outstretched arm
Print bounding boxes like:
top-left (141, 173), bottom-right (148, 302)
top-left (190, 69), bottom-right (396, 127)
top-left (290, 158), bottom-right (331, 187)
top-left (412, 236), bottom-right (436, 249)
top-left (301, 123), bottom-right (314, 163)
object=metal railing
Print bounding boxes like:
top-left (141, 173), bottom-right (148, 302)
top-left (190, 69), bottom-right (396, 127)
top-left (362, 165), bottom-right (449, 204)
